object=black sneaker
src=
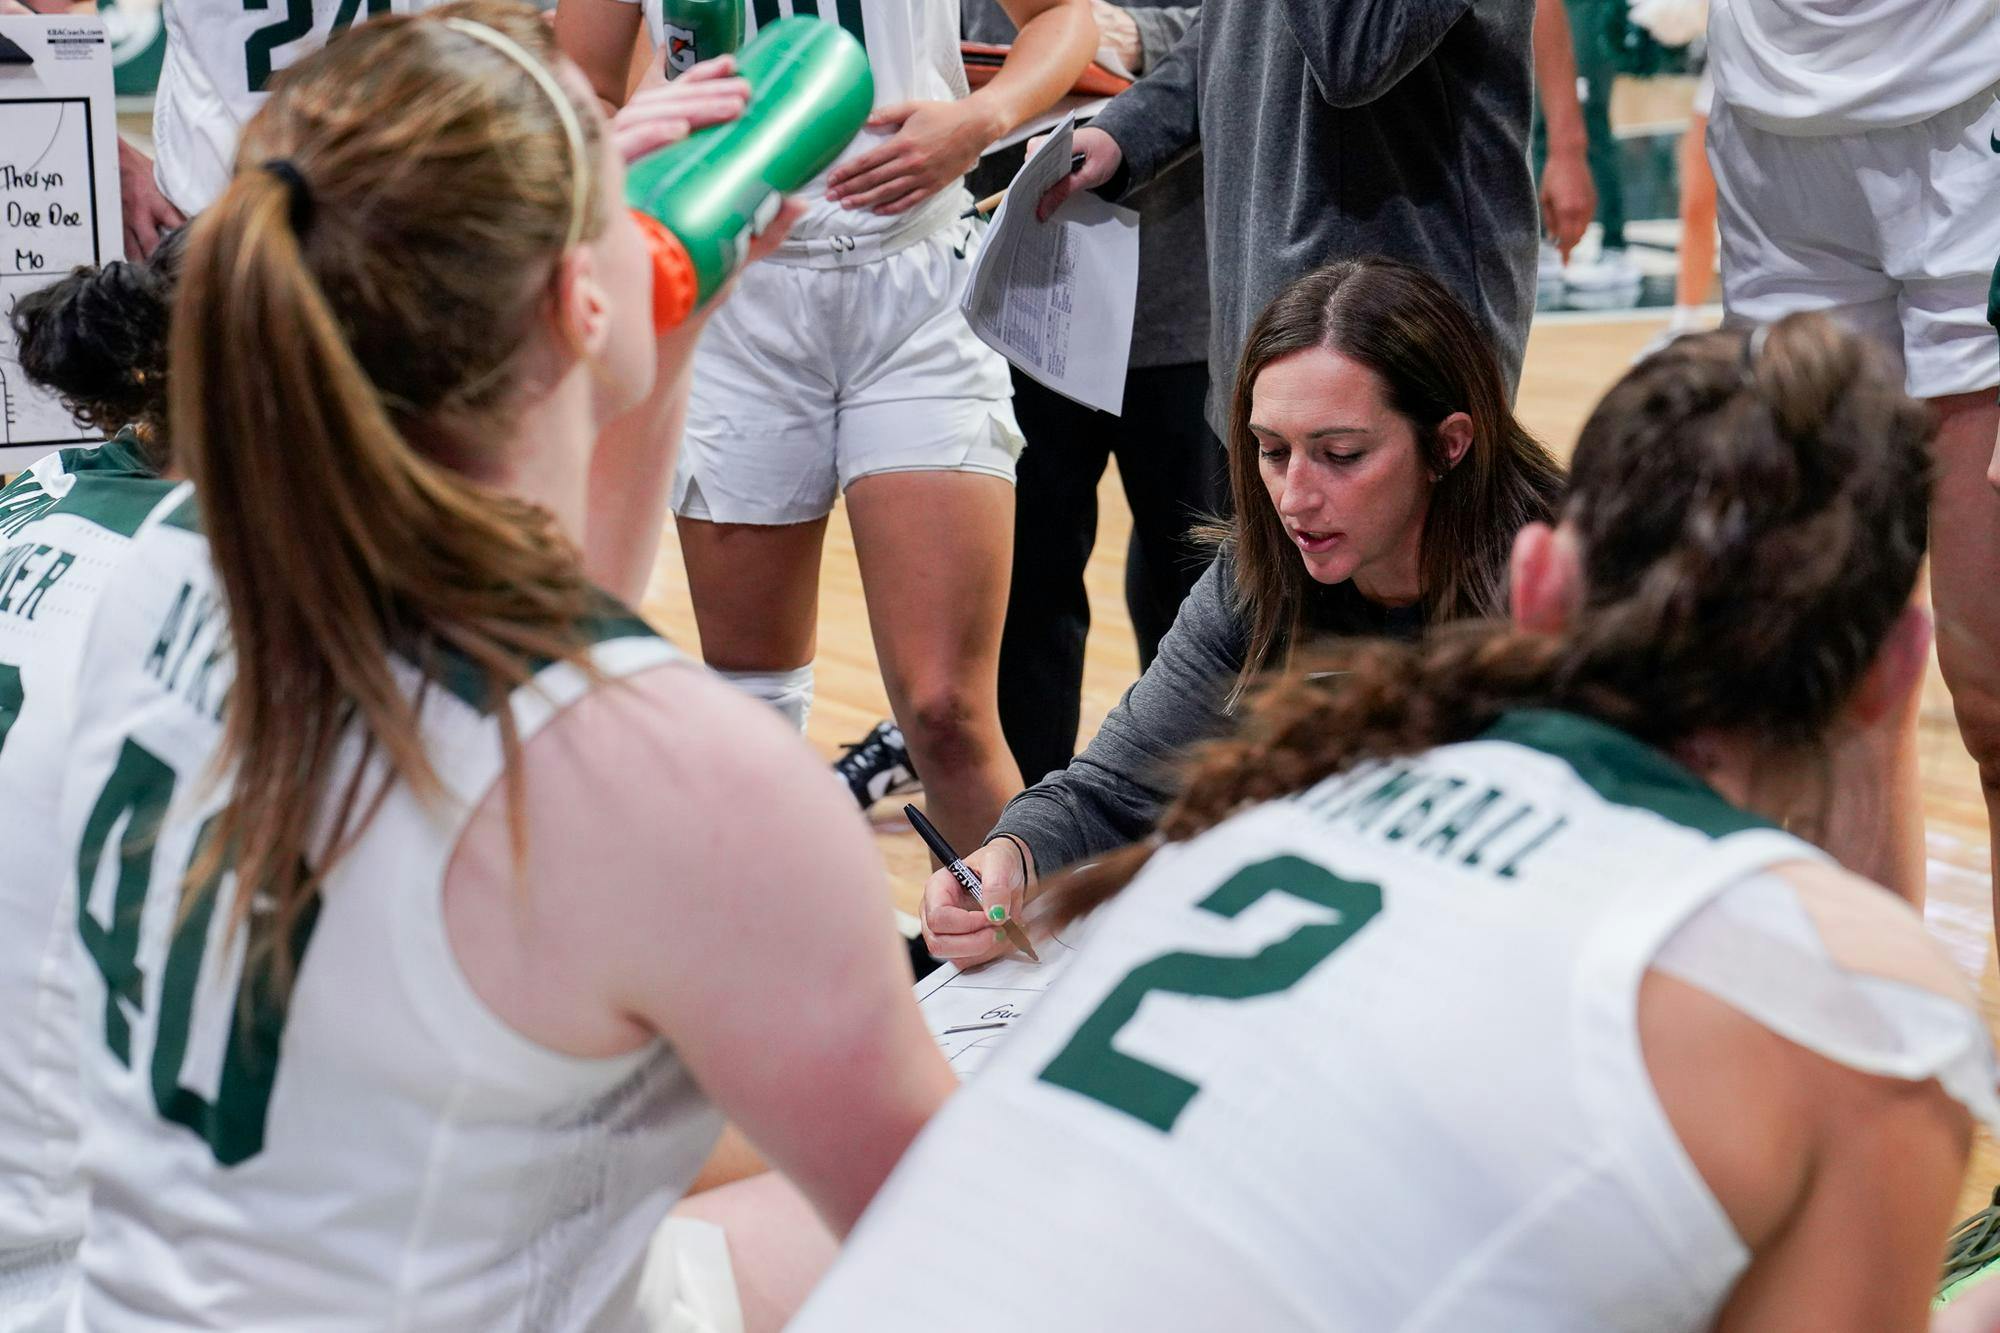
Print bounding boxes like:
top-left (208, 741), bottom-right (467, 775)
top-left (1940, 1185), bottom-right (2000, 1306)
top-left (833, 720), bottom-right (921, 810)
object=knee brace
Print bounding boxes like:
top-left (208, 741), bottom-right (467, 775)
top-left (715, 663), bottom-right (815, 732)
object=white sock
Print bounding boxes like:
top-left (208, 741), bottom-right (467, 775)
top-left (716, 664), bottom-right (815, 732)
top-left (1669, 304), bottom-right (1705, 333)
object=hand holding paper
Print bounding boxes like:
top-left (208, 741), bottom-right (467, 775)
top-left (1032, 124), bottom-right (1120, 221)
top-left (958, 114), bottom-right (1138, 416)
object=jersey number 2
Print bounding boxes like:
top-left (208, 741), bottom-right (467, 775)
top-left (1038, 855), bottom-right (1382, 1133)
top-left (244, 0), bottom-right (391, 94)
top-left (76, 736), bottom-right (318, 1166)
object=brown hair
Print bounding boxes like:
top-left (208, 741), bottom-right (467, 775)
top-left (170, 1), bottom-right (610, 974)
top-left (1221, 258), bottom-right (1566, 689)
top-left (1058, 313), bottom-right (1934, 922)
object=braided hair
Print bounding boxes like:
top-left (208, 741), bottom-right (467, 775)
top-left (1053, 312), bottom-right (1934, 923)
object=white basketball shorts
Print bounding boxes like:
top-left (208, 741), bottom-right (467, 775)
top-left (1709, 83), bottom-right (2000, 400)
top-left (672, 219), bottom-right (1024, 526)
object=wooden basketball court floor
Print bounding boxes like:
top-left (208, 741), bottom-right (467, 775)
top-left (638, 312), bottom-right (2000, 1219)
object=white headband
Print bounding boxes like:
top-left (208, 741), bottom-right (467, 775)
top-left (441, 17), bottom-right (589, 251)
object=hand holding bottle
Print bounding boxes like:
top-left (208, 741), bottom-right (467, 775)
top-left (626, 17), bottom-right (874, 327)
top-left (610, 55), bottom-right (751, 165)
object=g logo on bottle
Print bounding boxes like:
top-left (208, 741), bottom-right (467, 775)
top-left (663, 21), bottom-right (699, 76)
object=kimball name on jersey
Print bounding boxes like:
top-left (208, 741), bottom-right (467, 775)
top-left (1292, 759), bottom-right (1569, 882)
top-left (144, 579), bottom-right (233, 723)
top-left (0, 539), bottom-right (77, 622)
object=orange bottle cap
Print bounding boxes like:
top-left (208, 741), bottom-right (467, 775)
top-left (632, 210), bottom-right (698, 333)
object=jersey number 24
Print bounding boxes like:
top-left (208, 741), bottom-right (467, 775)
top-left (243, 0), bottom-right (391, 94)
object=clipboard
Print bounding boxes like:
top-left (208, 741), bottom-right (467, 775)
top-left (0, 16), bottom-right (124, 471)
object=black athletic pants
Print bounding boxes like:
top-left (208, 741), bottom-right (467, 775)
top-left (997, 361), bottom-right (1227, 786)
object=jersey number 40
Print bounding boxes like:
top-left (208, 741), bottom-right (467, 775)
top-left (75, 734), bottom-right (318, 1167)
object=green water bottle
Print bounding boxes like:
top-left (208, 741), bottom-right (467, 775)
top-left (657, 0), bottom-right (744, 78)
top-left (628, 16), bottom-right (874, 329)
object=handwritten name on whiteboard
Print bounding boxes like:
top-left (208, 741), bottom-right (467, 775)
top-left (1, 99), bottom-right (107, 448)
top-left (1, 16), bottom-right (121, 460)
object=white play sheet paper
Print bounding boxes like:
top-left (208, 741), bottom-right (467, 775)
top-left (959, 113), bottom-right (1139, 416)
top-left (914, 922), bottom-right (1082, 1078)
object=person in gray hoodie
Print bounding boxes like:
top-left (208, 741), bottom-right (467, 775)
top-left (1037, 0), bottom-right (1543, 431)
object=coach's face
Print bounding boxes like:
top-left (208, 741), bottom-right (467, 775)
top-left (1250, 347), bottom-right (1438, 605)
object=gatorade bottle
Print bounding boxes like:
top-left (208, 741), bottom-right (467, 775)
top-left (656, 0), bottom-right (743, 78)
top-left (629, 16), bottom-right (874, 332)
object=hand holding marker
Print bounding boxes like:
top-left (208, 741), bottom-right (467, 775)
top-left (904, 806), bottom-right (1040, 963)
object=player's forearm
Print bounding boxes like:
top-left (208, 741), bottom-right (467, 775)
top-left (963, 0), bottom-right (1096, 140)
top-left (582, 314), bottom-right (707, 603)
top-left (1533, 0), bottom-right (1588, 156)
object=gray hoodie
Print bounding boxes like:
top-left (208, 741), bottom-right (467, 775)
top-left (992, 551), bottom-right (1426, 872)
top-left (1090, 0), bottom-right (1539, 427)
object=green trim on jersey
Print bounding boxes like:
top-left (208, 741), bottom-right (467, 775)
top-left (0, 433), bottom-right (169, 541)
top-left (57, 430), bottom-right (154, 479)
top-left (142, 488), bottom-right (661, 714)
top-left (1480, 709), bottom-right (1773, 840)
top-left (159, 489), bottom-right (203, 534)
top-left (419, 598), bottom-right (662, 716)
top-left (1988, 251), bottom-right (1999, 351)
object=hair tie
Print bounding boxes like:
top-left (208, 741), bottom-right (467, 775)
top-left (262, 158), bottom-right (315, 233)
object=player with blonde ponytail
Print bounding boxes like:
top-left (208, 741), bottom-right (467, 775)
top-left (795, 314), bottom-right (2000, 1331)
top-left (56, 6), bottom-right (951, 1329)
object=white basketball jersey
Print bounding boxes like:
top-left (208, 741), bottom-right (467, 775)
top-left (151, 0), bottom-right (440, 212)
top-left (0, 441), bottom-right (172, 1329)
top-left (60, 489), bottom-right (724, 1331)
top-left (1709, 0), bottom-right (2000, 135)
top-left (620, 0), bottom-right (971, 252)
top-left (798, 711), bottom-right (2000, 1331)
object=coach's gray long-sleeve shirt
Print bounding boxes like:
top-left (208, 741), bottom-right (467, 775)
top-left (1090, 0), bottom-right (1539, 428)
top-left (992, 553), bottom-right (1425, 874)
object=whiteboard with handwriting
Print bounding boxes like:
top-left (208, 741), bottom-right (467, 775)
top-left (0, 17), bottom-right (123, 469)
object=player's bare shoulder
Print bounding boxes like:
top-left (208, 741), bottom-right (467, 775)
top-left (510, 655), bottom-right (872, 893)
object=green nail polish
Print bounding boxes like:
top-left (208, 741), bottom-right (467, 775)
top-left (987, 904), bottom-right (1008, 924)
